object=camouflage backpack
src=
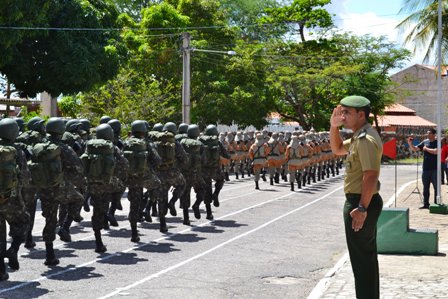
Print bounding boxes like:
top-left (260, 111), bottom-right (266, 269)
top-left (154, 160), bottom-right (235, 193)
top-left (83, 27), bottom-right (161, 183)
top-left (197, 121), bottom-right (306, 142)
top-left (180, 138), bottom-right (202, 172)
top-left (0, 145), bottom-right (19, 197)
top-left (200, 135), bottom-right (220, 168)
top-left (154, 131), bottom-right (176, 169)
top-left (123, 137), bottom-right (148, 176)
top-left (81, 139), bottom-right (115, 184)
top-left (28, 142), bottom-right (64, 188)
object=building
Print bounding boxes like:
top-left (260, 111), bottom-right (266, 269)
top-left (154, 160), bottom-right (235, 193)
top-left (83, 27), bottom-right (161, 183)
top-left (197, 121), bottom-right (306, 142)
top-left (0, 97), bottom-right (40, 117)
top-left (391, 64), bottom-right (448, 129)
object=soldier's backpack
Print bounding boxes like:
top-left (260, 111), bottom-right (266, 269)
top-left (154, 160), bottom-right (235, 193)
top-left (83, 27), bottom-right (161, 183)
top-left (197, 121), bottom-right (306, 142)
top-left (0, 145), bottom-right (19, 197)
top-left (123, 137), bottom-right (148, 176)
top-left (200, 135), bottom-right (220, 168)
top-left (28, 142), bottom-right (64, 188)
top-left (81, 139), bottom-right (115, 184)
top-left (180, 138), bottom-right (202, 172)
top-left (154, 131), bottom-right (176, 169)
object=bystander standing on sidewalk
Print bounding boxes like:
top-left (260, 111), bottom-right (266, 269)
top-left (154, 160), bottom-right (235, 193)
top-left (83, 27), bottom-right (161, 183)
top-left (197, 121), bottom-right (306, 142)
top-left (407, 129), bottom-right (438, 208)
top-left (329, 95), bottom-right (383, 299)
top-left (440, 137), bottom-right (448, 184)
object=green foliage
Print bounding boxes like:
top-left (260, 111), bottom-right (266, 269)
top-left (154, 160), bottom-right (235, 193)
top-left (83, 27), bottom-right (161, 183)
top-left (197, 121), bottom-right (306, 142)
top-left (19, 106), bottom-right (48, 123)
top-left (59, 95), bottom-right (81, 119)
top-left (0, 0), bottom-right (124, 97)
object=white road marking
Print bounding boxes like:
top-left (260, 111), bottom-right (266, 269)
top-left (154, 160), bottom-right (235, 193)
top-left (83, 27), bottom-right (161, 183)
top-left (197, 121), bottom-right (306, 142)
top-left (98, 186), bottom-right (345, 299)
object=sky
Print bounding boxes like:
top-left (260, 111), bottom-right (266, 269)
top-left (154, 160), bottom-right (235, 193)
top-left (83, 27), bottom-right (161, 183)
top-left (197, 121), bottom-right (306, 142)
top-left (325, 0), bottom-right (430, 69)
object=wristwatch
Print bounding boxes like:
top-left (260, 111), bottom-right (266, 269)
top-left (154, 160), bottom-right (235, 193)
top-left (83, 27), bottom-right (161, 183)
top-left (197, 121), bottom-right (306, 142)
top-left (357, 205), bottom-right (367, 213)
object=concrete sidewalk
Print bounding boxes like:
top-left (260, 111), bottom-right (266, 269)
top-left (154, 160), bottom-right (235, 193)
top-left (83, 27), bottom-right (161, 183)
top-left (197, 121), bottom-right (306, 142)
top-left (316, 182), bottom-right (448, 299)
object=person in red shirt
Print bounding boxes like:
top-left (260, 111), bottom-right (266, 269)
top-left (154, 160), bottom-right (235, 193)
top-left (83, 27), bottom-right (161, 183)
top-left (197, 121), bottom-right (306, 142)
top-left (441, 137), bottom-right (448, 184)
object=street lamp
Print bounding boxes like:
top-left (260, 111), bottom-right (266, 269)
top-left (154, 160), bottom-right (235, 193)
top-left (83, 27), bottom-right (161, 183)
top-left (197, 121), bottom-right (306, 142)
top-left (181, 32), bottom-right (237, 124)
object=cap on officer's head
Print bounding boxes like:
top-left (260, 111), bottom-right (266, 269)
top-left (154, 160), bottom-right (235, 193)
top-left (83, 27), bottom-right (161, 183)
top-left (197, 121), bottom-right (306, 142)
top-left (340, 95), bottom-right (370, 108)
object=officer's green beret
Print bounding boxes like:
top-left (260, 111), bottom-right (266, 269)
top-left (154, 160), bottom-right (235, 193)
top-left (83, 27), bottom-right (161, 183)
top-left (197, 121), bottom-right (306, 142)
top-left (340, 95), bottom-right (370, 108)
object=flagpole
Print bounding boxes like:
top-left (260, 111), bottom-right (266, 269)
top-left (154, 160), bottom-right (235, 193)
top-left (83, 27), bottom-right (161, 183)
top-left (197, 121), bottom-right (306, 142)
top-left (436, 0), bottom-right (442, 205)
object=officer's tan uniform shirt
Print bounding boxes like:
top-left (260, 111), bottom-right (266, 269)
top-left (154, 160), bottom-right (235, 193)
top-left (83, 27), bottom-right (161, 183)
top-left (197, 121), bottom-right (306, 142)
top-left (342, 123), bottom-right (382, 194)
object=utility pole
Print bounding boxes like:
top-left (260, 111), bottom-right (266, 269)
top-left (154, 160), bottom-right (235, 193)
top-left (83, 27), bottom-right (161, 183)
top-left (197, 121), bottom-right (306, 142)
top-left (182, 32), bottom-right (191, 124)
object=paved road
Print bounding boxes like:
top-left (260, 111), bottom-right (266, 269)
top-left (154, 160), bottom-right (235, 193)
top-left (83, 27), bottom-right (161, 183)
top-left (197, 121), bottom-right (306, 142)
top-left (0, 164), bottom-right (416, 298)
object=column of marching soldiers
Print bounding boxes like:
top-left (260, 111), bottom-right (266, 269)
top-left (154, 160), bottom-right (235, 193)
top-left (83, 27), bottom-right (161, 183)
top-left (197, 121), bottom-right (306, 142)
top-left (0, 116), bottom-right (343, 281)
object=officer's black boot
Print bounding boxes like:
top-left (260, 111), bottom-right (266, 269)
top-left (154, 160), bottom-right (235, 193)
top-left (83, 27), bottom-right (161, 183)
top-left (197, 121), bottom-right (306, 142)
top-left (44, 242), bottom-right (59, 266)
top-left (7, 237), bottom-right (22, 271)
top-left (0, 258), bottom-right (8, 281)
top-left (212, 192), bottom-right (220, 208)
top-left (107, 203), bottom-right (119, 227)
top-left (307, 171), bottom-right (312, 184)
top-left (261, 171), bottom-right (267, 182)
top-left (255, 181), bottom-right (259, 190)
top-left (302, 172), bottom-right (307, 186)
top-left (235, 172), bottom-right (239, 180)
top-left (290, 182), bottom-right (294, 191)
top-left (312, 168), bottom-right (316, 183)
top-left (183, 208), bottom-right (190, 225)
top-left (336, 164), bottom-right (339, 175)
top-left (270, 178), bottom-right (274, 185)
top-left (94, 230), bottom-right (107, 253)
top-left (326, 165), bottom-right (330, 178)
top-left (241, 169), bottom-right (245, 178)
top-left (225, 172), bottom-right (230, 181)
top-left (116, 198), bottom-right (123, 211)
top-left (58, 216), bottom-right (73, 242)
top-left (274, 173), bottom-right (280, 184)
top-left (168, 197), bottom-right (177, 217)
top-left (130, 223), bottom-right (140, 242)
top-left (331, 163), bottom-right (335, 176)
top-left (205, 203), bottom-right (214, 220)
top-left (143, 205), bottom-right (152, 223)
top-left (317, 167), bottom-right (321, 181)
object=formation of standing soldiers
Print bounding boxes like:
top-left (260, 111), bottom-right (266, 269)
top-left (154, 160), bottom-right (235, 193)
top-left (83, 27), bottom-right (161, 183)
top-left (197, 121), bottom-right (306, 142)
top-left (219, 129), bottom-right (343, 191)
top-left (0, 116), bottom-right (343, 281)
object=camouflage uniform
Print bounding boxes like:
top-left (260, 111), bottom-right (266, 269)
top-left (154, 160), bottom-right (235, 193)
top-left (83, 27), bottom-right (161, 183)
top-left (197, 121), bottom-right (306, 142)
top-left (0, 137), bottom-right (31, 278)
top-left (154, 133), bottom-right (187, 233)
top-left (194, 132), bottom-right (229, 220)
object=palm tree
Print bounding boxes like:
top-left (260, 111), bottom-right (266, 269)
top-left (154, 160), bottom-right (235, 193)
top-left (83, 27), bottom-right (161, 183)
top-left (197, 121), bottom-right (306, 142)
top-left (397, 0), bottom-right (448, 63)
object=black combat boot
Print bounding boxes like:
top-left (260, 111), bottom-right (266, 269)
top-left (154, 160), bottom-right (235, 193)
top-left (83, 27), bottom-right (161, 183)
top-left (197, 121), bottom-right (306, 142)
top-left (94, 230), bottom-right (107, 253)
top-left (107, 203), bottom-right (119, 227)
top-left (297, 179), bottom-right (301, 189)
top-left (0, 259), bottom-right (8, 281)
top-left (336, 164), bottom-right (339, 175)
top-left (183, 208), bottom-right (190, 225)
top-left (247, 168), bottom-right (251, 177)
top-left (302, 172), bottom-right (307, 187)
top-left (290, 182), bottom-right (294, 191)
top-left (261, 171), bottom-right (267, 182)
top-left (103, 215), bottom-right (110, 230)
top-left (168, 197), bottom-right (177, 217)
top-left (225, 172), bottom-right (230, 181)
top-left (44, 242), bottom-right (59, 266)
top-left (58, 216), bottom-right (73, 242)
top-left (274, 173), bottom-right (280, 184)
top-left (131, 224), bottom-right (140, 242)
top-left (317, 167), bottom-right (321, 181)
top-left (270, 178), bottom-right (274, 185)
top-left (83, 195), bottom-right (91, 212)
top-left (143, 206), bottom-right (152, 223)
top-left (192, 201), bottom-right (201, 219)
top-left (312, 168), bottom-right (316, 183)
top-left (205, 203), bottom-right (214, 220)
top-left (255, 181), bottom-right (259, 190)
top-left (212, 192), bottom-right (220, 207)
top-left (6, 237), bottom-right (22, 270)
top-left (235, 172), bottom-right (239, 180)
top-left (159, 216), bottom-right (168, 233)
top-left (25, 230), bottom-right (36, 249)
top-left (151, 201), bottom-right (158, 217)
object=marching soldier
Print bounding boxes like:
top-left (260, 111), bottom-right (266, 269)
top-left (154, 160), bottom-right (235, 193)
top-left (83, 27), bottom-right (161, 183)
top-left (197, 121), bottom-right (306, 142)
top-left (249, 132), bottom-right (270, 190)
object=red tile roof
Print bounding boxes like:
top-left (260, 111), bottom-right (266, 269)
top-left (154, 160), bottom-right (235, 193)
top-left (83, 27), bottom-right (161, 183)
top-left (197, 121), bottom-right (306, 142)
top-left (384, 103), bottom-right (416, 114)
top-left (376, 115), bottom-right (436, 128)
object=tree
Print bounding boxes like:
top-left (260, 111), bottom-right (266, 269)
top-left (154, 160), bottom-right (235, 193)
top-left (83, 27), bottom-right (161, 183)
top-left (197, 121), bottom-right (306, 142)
top-left (0, 0), bottom-right (124, 97)
top-left (261, 0), bottom-right (334, 42)
top-left (397, 0), bottom-right (447, 63)
top-left (59, 95), bottom-right (81, 119)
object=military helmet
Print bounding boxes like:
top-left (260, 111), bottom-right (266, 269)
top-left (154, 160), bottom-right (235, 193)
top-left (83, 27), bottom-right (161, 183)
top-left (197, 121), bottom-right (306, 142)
top-left (66, 119), bottom-right (81, 133)
top-left (79, 118), bottom-right (91, 132)
top-left (27, 116), bottom-right (45, 131)
top-left (107, 119), bottom-right (121, 135)
top-left (205, 124), bottom-right (219, 136)
top-left (14, 118), bottom-right (25, 132)
top-left (178, 123), bottom-right (189, 134)
top-left (0, 118), bottom-right (19, 141)
top-left (96, 124), bottom-right (114, 141)
top-left (100, 115), bottom-right (112, 124)
top-left (163, 122), bottom-right (177, 134)
top-left (131, 120), bottom-right (148, 133)
top-left (46, 117), bottom-right (66, 135)
top-left (152, 123), bottom-right (163, 132)
top-left (187, 124), bottom-right (200, 139)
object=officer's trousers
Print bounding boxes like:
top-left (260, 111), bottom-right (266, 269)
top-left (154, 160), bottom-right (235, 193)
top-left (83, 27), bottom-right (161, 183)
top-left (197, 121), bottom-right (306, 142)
top-left (344, 193), bottom-right (383, 299)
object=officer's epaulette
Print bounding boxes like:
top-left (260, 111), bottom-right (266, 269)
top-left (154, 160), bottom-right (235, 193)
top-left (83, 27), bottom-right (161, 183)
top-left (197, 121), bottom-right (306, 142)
top-left (358, 129), bottom-right (367, 139)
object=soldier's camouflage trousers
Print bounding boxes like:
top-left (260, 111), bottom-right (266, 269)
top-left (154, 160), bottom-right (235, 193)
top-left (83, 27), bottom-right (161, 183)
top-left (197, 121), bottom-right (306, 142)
top-left (180, 173), bottom-right (205, 208)
top-left (202, 168), bottom-right (225, 205)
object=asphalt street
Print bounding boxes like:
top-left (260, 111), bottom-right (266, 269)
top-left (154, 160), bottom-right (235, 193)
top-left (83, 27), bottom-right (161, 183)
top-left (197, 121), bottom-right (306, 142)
top-left (0, 164), bottom-right (417, 299)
